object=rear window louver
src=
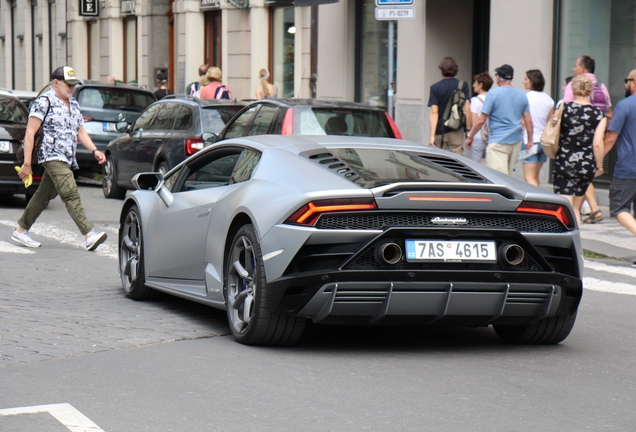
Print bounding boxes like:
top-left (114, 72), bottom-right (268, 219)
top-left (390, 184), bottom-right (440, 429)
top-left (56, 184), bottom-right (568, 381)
top-left (308, 153), bottom-right (361, 182)
top-left (418, 154), bottom-right (489, 183)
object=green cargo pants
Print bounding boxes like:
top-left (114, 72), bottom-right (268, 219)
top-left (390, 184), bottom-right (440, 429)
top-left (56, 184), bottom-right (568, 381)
top-left (18, 160), bottom-right (93, 235)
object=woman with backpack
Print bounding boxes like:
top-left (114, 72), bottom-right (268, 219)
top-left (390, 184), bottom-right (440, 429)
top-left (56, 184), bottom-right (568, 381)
top-left (466, 72), bottom-right (493, 162)
top-left (200, 67), bottom-right (233, 100)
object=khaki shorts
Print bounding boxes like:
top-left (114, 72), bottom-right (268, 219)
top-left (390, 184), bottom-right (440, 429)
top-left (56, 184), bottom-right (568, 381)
top-left (486, 141), bottom-right (522, 175)
top-left (435, 130), bottom-right (464, 155)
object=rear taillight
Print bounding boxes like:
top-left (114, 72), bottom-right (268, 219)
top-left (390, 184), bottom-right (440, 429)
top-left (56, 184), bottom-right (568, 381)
top-left (516, 201), bottom-right (575, 228)
top-left (185, 137), bottom-right (204, 155)
top-left (82, 115), bottom-right (94, 122)
top-left (281, 108), bottom-right (294, 135)
top-left (32, 176), bottom-right (42, 181)
top-left (385, 112), bottom-right (403, 139)
top-left (285, 198), bottom-right (377, 227)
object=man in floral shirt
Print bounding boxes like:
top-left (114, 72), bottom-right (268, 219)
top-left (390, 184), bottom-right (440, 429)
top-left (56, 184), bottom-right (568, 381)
top-left (12, 66), bottom-right (108, 251)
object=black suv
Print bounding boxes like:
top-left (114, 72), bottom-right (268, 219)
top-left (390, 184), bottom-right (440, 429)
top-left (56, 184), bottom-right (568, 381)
top-left (213, 99), bottom-right (403, 142)
top-left (102, 95), bottom-right (245, 199)
top-left (71, 81), bottom-right (156, 173)
top-left (0, 94), bottom-right (43, 204)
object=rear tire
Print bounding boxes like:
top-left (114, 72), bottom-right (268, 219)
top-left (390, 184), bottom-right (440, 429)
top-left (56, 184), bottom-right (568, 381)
top-left (157, 161), bottom-right (169, 177)
top-left (119, 205), bottom-right (154, 300)
top-left (493, 312), bottom-right (577, 344)
top-left (224, 224), bottom-right (306, 346)
top-left (103, 156), bottom-right (126, 199)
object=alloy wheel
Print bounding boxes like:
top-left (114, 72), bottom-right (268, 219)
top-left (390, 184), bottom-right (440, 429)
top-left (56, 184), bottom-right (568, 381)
top-left (227, 235), bottom-right (257, 334)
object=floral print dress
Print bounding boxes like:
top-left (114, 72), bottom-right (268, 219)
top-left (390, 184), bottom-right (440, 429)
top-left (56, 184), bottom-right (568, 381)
top-left (552, 102), bottom-right (604, 196)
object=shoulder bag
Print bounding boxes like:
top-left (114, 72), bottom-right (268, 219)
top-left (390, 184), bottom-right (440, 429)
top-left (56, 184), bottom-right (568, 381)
top-left (17, 96), bottom-right (51, 166)
top-left (539, 102), bottom-right (564, 159)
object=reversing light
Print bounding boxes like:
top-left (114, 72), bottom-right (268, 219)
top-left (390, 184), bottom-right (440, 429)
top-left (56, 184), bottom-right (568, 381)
top-left (281, 108), bottom-right (294, 136)
top-left (384, 112), bottom-right (403, 139)
top-left (185, 137), bottom-right (204, 155)
top-left (516, 201), bottom-right (575, 228)
top-left (286, 198), bottom-right (377, 226)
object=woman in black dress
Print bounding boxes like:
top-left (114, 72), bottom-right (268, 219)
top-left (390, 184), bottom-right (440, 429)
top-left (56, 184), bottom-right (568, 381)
top-left (552, 74), bottom-right (607, 224)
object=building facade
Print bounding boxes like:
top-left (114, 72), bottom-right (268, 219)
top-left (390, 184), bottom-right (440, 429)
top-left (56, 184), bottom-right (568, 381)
top-left (0, 0), bottom-right (634, 181)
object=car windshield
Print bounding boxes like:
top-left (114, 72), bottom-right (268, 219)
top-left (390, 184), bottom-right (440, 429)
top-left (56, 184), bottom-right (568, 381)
top-left (294, 107), bottom-right (393, 137)
top-left (0, 96), bottom-right (29, 124)
top-left (77, 88), bottom-right (155, 112)
top-left (202, 106), bottom-right (243, 133)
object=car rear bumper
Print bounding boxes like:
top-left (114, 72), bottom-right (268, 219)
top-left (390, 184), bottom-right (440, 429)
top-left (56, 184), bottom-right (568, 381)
top-left (269, 269), bottom-right (582, 326)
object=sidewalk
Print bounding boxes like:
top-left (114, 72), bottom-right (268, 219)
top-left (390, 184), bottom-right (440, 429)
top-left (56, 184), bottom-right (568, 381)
top-left (568, 187), bottom-right (636, 263)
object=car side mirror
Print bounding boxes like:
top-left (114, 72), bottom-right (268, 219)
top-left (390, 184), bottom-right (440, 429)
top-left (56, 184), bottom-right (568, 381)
top-left (116, 121), bottom-right (129, 133)
top-left (202, 132), bottom-right (218, 146)
top-left (132, 172), bottom-right (174, 207)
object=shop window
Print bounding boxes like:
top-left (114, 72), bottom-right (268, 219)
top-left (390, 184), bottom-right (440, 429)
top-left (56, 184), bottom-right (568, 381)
top-left (87, 20), bottom-right (99, 80)
top-left (124, 17), bottom-right (137, 83)
top-left (204, 11), bottom-right (221, 68)
top-left (272, 7), bottom-right (295, 98)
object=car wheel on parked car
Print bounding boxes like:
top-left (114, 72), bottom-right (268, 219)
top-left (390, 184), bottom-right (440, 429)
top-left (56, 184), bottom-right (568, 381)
top-left (225, 224), bottom-right (306, 346)
top-left (103, 155), bottom-right (126, 199)
top-left (119, 205), bottom-right (154, 300)
top-left (157, 161), bottom-right (169, 177)
top-left (493, 312), bottom-right (577, 344)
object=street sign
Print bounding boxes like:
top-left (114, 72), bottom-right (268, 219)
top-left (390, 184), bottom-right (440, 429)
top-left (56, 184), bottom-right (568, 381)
top-left (79, 0), bottom-right (99, 17)
top-left (376, 0), bottom-right (413, 5)
top-left (375, 7), bottom-right (415, 20)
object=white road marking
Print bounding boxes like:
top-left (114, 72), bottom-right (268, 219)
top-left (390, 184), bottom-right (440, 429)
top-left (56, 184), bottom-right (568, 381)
top-left (0, 240), bottom-right (35, 254)
top-left (0, 220), bottom-right (117, 259)
top-left (584, 259), bottom-right (636, 279)
top-left (584, 277), bottom-right (636, 296)
top-left (0, 403), bottom-right (104, 431)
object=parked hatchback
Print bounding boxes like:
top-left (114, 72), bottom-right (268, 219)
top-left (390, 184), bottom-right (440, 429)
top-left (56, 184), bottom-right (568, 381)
top-left (102, 96), bottom-right (245, 199)
top-left (72, 81), bottom-right (156, 173)
top-left (0, 94), bottom-right (43, 204)
top-left (213, 99), bottom-right (403, 142)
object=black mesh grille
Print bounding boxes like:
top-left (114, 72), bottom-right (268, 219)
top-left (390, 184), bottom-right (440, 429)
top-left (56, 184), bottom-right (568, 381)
top-left (315, 213), bottom-right (565, 233)
top-left (417, 154), bottom-right (488, 183)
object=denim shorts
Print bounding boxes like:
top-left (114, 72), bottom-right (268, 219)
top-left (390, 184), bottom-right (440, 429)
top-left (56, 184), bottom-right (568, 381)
top-left (521, 141), bottom-right (548, 164)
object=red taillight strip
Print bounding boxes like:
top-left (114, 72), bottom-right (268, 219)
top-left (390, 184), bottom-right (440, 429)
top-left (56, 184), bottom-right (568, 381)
top-left (281, 108), bottom-right (294, 135)
top-left (384, 112), bottom-right (403, 139)
top-left (517, 205), bottom-right (572, 227)
top-left (296, 202), bottom-right (377, 224)
top-left (409, 196), bottom-right (492, 202)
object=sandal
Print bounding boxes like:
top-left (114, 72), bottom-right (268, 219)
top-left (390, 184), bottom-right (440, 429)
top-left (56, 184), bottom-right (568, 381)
top-left (583, 210), bottom-right (603, 223)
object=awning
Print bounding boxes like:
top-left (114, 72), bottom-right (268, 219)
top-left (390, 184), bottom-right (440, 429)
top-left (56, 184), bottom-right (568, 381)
top-left (294, 0), bottom-right (339, 5)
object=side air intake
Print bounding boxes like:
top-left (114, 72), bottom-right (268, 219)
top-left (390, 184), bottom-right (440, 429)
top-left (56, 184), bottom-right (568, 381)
top-left (308, 153), bottom-right (361, 182)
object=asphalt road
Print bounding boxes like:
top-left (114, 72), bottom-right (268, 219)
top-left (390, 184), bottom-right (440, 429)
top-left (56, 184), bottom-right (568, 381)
top-left (1, 186), bottom-right (635, 431)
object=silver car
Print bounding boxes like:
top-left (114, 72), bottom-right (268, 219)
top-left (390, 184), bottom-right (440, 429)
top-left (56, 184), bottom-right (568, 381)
top-left (118, 135), bottom-right (583, 346)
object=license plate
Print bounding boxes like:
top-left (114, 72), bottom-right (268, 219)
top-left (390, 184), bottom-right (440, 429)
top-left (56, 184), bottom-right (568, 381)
top-left (0, 141), bottom-right (10, 153)
top-left (406, 240), bottom-right (497, 263)
top-left (103, 122), bottom-right (118, 132)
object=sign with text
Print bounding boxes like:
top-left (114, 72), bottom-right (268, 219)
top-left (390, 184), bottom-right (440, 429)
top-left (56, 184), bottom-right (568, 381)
top-left (375, 7), bottom-right (415, 20)
top-left (375, 0), bottom-right (413, 4)
top-left (121, 0), bottom-right (136, 15)
top-left (79, 0), bottom-right (99, 17)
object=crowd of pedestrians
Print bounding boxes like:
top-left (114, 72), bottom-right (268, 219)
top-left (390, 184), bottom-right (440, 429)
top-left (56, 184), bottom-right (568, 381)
top-left (429, 55), bottom-right (636, 256)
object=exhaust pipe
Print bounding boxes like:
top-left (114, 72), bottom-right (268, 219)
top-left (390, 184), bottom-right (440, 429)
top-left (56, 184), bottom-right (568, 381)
top-left (375, 242), bottom-right (403, 265)
top-left (500, 244), bottom-right (524, 266)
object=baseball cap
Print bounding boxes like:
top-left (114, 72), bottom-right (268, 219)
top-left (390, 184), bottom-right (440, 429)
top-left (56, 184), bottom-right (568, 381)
top-left (494, 64), bottom-right (514, 80)
top-left (51, 66), bottom-right (82, 85)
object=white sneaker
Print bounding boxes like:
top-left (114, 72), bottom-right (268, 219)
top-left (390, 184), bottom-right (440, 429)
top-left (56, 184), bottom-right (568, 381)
top-left (11, 229), bottom-right (41, 248)
top-left (86, 231), bottom-right (107, 251)
top-left (580, 200), bottom-right (591, 216)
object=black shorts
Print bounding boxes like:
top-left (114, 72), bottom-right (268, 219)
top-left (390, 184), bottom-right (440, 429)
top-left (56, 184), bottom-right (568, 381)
top-left (609, 178), bottom-right (636, 217)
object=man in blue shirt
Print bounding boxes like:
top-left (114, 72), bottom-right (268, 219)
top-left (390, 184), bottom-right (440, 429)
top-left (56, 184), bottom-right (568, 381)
top-left (604, 68), bottom-right (636, 261)
top-left (466, 64), bottom-right (533, 175)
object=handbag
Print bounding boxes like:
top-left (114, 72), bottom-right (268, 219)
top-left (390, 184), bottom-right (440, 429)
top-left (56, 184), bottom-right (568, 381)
top-left (477, 95), bottom-right (490, 142)
top-left (17, 96), bottom-right (50, 166)
top-left (539, 102), bottom-right (564, 159)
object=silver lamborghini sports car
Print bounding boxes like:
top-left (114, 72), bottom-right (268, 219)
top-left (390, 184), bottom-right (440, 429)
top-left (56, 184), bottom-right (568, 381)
top-left (118, 135), bottom-right (583, 346)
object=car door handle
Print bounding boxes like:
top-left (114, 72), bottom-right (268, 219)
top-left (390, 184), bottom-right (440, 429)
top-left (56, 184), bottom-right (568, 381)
top-left (197, 208), bottom-right (211, 218)
top-left (154, 139), bottom-right (162, 143)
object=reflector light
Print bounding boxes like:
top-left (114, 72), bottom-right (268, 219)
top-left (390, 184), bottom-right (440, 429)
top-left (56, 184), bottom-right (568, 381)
top-left (287, 198), bottom-right (377, 226)
top-left (385, 112), bottom-right (403, 139)
top-left (82, 115), bottom-right (94, 122)
top-left (281, 108), bottom-right (294, 136)
top-left (32, 176), bottom-right (42, 181)
top-left (516, 201), bottom-right (574, 228)
top-left (409, 196), bottom-right (492, 202)
top-left (185, 137), bottom-right (204, 155)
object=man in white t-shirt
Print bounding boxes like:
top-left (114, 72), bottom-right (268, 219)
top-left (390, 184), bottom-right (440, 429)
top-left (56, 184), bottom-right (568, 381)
top-left (521, 69), bottom-right (554, 186)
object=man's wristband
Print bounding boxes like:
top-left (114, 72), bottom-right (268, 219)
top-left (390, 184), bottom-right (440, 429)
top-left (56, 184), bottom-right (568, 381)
top-left (92, 149), bottom-right (98, 155)
top-left (596, 167), bottom-right (604, 171)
